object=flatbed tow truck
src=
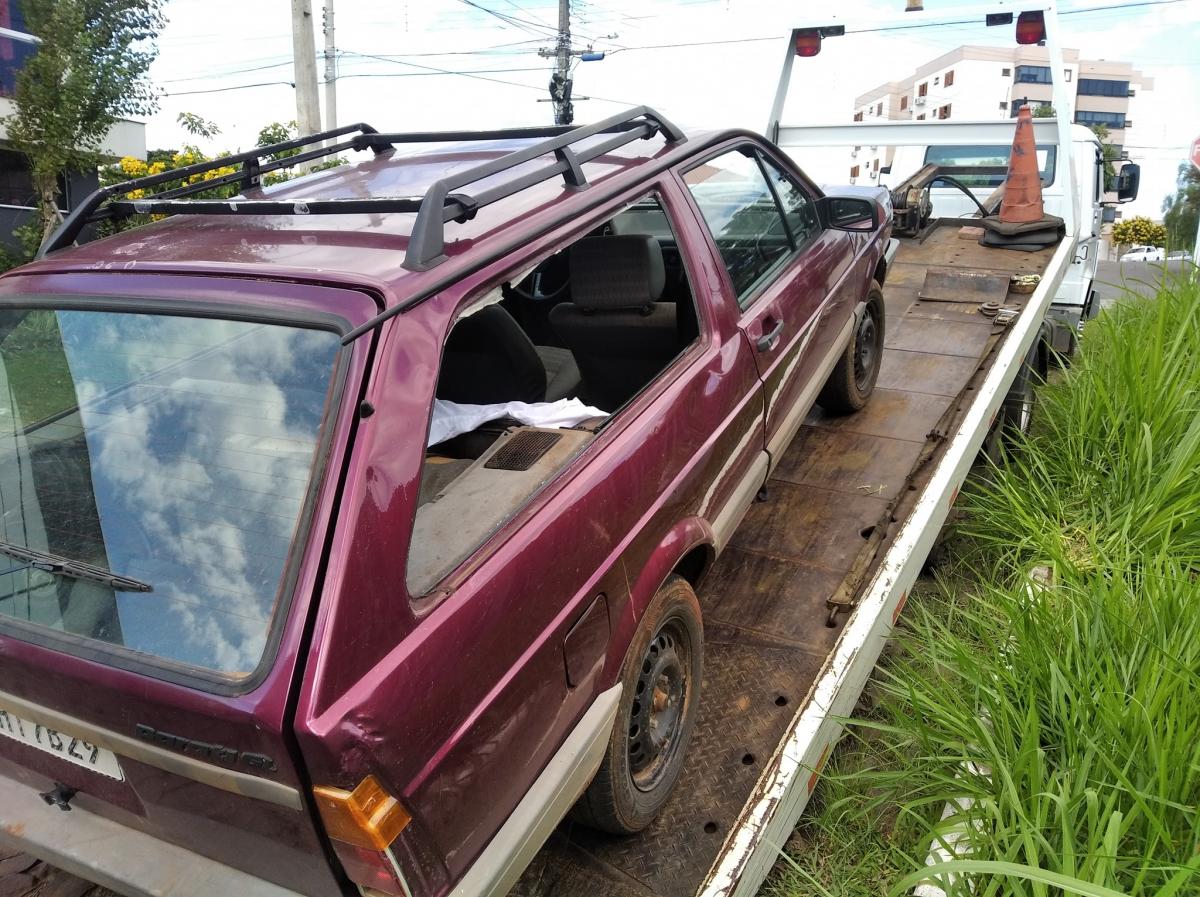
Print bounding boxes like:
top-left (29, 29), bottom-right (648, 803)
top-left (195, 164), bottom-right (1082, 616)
top-left (0, 5), bottom-right (1134, 897)
top-left (505, 7), bottom-right (1114, 897)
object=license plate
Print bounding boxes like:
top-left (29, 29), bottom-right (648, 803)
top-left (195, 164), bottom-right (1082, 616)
top-left (0, 706), bottom-right (124, 781)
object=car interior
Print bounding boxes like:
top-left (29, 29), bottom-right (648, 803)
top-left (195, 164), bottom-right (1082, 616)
top-left (407, 193), bottom-right (701, 596)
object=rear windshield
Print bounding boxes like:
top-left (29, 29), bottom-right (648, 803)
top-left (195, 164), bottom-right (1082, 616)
top-left (0, 308), bottom-right (341, 681)
top-left (923, 144), bottom-right (1057, 188)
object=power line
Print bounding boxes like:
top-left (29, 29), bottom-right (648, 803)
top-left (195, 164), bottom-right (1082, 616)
top-left (601, 0), bottom-right (1198, 54)
top-left (164, 80), bottom-right (294, 97)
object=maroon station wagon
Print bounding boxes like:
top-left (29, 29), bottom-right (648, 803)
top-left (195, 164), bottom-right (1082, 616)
top-left (0, 108), bottom-right (890, 897)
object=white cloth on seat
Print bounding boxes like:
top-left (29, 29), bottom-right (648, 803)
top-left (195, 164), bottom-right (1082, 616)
top-left (428, 398), bottom-right (607, 447)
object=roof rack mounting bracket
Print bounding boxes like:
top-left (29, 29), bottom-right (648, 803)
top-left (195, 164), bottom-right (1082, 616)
top-left (556, 146), bottom-right (588, 188)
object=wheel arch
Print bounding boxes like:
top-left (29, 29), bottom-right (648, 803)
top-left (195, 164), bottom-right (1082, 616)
top-left (606, 518), bottom-right (715, 683)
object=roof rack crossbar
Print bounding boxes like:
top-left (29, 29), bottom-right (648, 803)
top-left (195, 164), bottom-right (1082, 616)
top-left (106, 197), bottom-right (426, 218)
top-left (37, 122), bottom-right (388, 258)
top-left (403, 106), bottom-right (684, 271)
top-left (353, 118), bottom-right (658, 149)
top-left (35, 106), bottom-right (685, 270)
top-left (95, 137), bottom-right (370, 219)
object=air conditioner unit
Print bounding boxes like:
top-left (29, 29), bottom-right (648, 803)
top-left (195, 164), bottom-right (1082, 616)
top-left (850, 149), bottom-right (858, 157)
top-left (869, 170), bottom-right (878, 179)
top-left (914, 95), bottom-right (927, 106)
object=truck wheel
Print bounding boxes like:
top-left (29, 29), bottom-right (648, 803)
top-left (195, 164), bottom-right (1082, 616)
top-left (573, 575), bottom-right (703, 835)
top-left (818, 281), bottom-right (885, 415)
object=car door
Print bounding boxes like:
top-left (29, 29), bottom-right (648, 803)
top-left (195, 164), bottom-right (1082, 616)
top-left (681, 144), bottom-right (854, 459)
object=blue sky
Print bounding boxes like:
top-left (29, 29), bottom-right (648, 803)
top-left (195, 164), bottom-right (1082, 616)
top-left (146, 0), bottom-right (1199, 218)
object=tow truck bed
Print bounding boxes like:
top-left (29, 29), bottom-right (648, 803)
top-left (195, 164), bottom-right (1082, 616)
top-left (510, 222), bottom-right (1064, 897)
top-left (1, 225), bottom-right (1067, 897)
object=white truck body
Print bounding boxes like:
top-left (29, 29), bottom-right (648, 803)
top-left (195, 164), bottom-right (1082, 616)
top-left (877, 125), bottom-right (1108, 351)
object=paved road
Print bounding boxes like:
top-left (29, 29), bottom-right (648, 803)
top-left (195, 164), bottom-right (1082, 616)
top-left (1094, 259), bottom-right (1191, 309)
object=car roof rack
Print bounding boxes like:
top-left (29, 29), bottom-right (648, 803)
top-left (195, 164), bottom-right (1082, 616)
top-left (38, 106), bottom-right (686, 275)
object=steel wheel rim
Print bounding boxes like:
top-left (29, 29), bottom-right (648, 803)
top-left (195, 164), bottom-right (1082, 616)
top-left (628, 619), bottom-right (691, 792)
top-left (854, 305), bottom-right (880, 392)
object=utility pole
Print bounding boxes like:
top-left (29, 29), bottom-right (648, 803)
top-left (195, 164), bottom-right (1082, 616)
top-left (322, 1), bottom-right (337, 133)
top-left (551, 0), bottom-right (573, 125)
top-left (291, 0), bottom-right (322, 138)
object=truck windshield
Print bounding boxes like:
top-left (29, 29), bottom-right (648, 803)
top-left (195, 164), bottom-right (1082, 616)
top-left (0, 307), bottom-right (341, 680)
top-left (923, 144), bottom-right (1057, 188)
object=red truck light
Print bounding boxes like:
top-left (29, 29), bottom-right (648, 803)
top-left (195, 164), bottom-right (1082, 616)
top-left (1015, 10), bottom-right (1046, 44)
top-left (794, 29), bottom-right (822, 57)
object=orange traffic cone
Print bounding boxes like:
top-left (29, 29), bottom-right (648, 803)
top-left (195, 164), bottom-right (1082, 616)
top-left (999, 104), bottom-right (1044, 224)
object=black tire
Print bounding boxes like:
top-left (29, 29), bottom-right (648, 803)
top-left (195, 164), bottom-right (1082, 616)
top-left (818, 281), bottom-right (885, 415)
top-left (573, 575), bottom-right (703, 835)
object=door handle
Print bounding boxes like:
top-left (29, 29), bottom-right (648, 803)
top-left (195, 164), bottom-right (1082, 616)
top-left (757, 319), bottom-right (785, 352)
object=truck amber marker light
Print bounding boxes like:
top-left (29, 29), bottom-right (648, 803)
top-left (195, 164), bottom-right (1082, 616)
top-left (313, 775), bottom-right (412, 850)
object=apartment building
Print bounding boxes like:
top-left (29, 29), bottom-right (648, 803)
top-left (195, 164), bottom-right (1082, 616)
top-left (0, 5), bottom-right (145, 250)
top-left (847, 45), bottom-right (1152, 185)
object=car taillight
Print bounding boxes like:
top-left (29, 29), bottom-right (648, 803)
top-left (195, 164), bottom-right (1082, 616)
top-left (314, 776), bottom-right (415, 896)
top-left (1015, 10), bottom-right (1046, 45)
top-left (794, 29), bottom-right (822, 57)
top-left (339, 844), bottom-right (413, 897)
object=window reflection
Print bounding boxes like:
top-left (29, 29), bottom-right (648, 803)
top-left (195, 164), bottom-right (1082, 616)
top-left (0, 309), bottom-right (340, 676)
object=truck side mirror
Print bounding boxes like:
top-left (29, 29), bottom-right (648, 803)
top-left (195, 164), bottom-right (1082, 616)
top-left (818, 195), bottom-right (878, 231)
top-left (1115, 162), bottom-right (1140, 203)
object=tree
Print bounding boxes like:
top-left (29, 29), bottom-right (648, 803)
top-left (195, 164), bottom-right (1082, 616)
top-left (1111, 216), bottom-right (1167, 248)
top-left (1032, 104), bottom-right (1055, 118)
top-left (1162, 162), bottom-right (1199, 251)
top-left (6, 0), bottom-right (165, 241)
top-left (1088, 123), bottom-right (1120, 191)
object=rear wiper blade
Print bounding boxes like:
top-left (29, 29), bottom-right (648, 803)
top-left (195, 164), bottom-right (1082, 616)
top-left (0, 539), bottom-right (153, 593)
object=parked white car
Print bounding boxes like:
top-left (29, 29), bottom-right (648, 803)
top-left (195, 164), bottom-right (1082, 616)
top-left (1120, 245), bottom-right (1166, 262)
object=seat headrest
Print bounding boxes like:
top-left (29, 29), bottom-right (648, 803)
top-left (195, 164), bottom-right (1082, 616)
top-left (568, 235), bottom-right (666, 312)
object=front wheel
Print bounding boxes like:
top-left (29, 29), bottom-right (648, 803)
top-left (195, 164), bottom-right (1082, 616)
top-left (572, 575), bottom-right (703, 835)
top-left (818, 281), bottom-right (885, 415)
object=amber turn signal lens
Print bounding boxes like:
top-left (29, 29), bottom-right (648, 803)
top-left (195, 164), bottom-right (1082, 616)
top-left (313, 775), bottom-right (412, 850)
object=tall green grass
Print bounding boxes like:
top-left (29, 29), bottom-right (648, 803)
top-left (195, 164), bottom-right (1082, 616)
top-left (778, 276), bottom-right (1200, 897)
top-left (961, 271), bottom-right (1200, 575)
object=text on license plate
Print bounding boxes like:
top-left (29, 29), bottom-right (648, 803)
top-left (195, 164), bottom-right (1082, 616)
top-left (0, 706), bottom-right (124, 781)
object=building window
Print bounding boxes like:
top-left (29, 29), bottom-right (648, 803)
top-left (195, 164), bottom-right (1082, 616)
top-left (1064, 69), bottom-right (1072, 82)
top-left (999, 101), bottom-right (1009, 111)
top-left (1075, 110), bottom-right (1126, 129)
top-left (1077, 78), bottom-right (1130, 97)
top-left (1001, 67), bottom-right (1011, 77)
top-left (1014, 65), bottom-right (1052, 84)
top-left (853, 111), bottom-right (863, 122)
top-left (850, 165), bottom-right (860, 178)
top-left (918, 82), bottom-right (928, 97)
top-left (944, 69), bottom-right (955, 87)
top-left (900, 96), bottom-right (908, 110)
top-left (873, 158), bottom-right (879, 171)
top-left (916, 114), bottom-right (926, 121)
top-left (876, 102), bottom-right (883, 116)
top-left (938, 104), bottom-right (952, 120)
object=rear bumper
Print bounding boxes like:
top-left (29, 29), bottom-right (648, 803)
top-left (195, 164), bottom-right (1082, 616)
top-left (0, 770), bottom-right (302, 897)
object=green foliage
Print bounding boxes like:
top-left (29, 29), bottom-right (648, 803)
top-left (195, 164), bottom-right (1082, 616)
top-left (176, 112), bottom-right (221, 140)
top-left (6, 0), bottom-right (165, 240)
top-left (1111, 215), bottom-right (1167, 248)
top-left (96, 117), bottom-right (345, 234)
top-left (1162, 162), bottom-right (1199, 251)
top-left (1031, 103), bottom-right (1055, 118)
top-left (1089, 124), bottom-right (1120, 191)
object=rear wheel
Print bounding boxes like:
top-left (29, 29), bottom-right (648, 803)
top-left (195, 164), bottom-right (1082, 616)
top-left (819, 281), bottom-right (885, 414)
top-left (573, 575), bottom-right (703, 834)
